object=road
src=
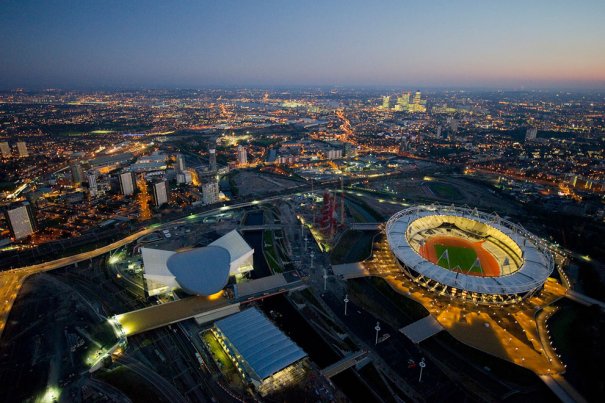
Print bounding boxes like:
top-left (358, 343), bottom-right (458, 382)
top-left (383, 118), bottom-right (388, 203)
top-left (565, 289), bottom-right (605, 309)
top-left (0, 180), bottom-right (392, 339)
top-left (0, 193), bottom-right (306, 339)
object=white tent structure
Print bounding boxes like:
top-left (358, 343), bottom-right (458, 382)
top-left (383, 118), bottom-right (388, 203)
top-left (209, 230), bottom-right (254, 276)
top-left (141, 248), bottom-right (178, 296)
top-left (141, 230), bottom-right (254, 296)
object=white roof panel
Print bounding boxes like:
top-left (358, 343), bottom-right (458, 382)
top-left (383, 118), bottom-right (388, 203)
top-left (210, 230), bottom-right (253, 264)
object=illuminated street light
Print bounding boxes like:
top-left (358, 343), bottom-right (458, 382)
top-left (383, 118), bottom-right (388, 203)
top-left (344, 294), bottom-right (349, 316)
top-left (419, 357), bottom-right (426, 382)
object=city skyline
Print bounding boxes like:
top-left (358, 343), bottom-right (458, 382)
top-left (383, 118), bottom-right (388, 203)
top-left (0, 2), bottom-right (604, 402)
top-left (1, 0), bottom-right (605, 89)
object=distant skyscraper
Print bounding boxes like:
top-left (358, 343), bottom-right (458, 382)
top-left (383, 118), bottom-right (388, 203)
top-left (16, 141), bottom-right (28, 157)
top-left (381, 96), bottom-right (391, 110)
top-left (525, 127), bottom-right (538, 142)
top-left (202, 181), bottom-right (219, 205)
top-left (175, 153), bottom-right (186, 172)
top-left (237, 145), bottom-right (247, 165)
top-left (0, 142), bottom-right (10, 158)
top-left (208, 144), bottom-right (217, 172)
top-left (87, 171), bottom-right (98, 196)
top-left (119, 172), bottom-right (136, 196)
top-left (152, 180), bottom-right (169, 207)
top-left (394, 92), bottom-right (410, 111)
top-left (70, 161), bottom-right (84, 184)
top-left (408, 91), bottom-right (427, 113)
top-left (4, 202), bottom-right (37, 240)
top-left (413, 91), bottom-right (421, 105)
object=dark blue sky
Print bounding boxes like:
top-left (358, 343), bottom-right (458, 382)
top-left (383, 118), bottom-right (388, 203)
top-left (1, 0), bottom-right (604, 89)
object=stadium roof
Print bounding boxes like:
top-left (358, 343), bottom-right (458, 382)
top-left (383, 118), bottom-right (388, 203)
top-left (386, 206), bottom-right (554, 295)
top-left (214, 308), bottom-right (307, 381)
top-left (167, 246), bottom-right (231, 295)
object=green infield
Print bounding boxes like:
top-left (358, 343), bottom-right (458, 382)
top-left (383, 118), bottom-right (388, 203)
top-left (434, 244), bottom-right (480, 273)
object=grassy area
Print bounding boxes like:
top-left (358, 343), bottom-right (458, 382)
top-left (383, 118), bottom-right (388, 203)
top-left (348, 277), bottom-right (428, 328)
top-left (549, 301), bottom-right (605, 399)
top-left (422, 332), bottom-right (554, 396)
top-left (263, 230), bottom-right (282, 273)
top-left (330, 230), bottom-right (377, 265)
top-left (97, 366), bottom-right (170, 403)
top-left (80, 321), bottom-right (119, 367)
top-left (344, 195), bottom-right (384, 222)
top-left (369, 277), bottom-right (429, 322)
top-left (202, 331), bottom-right (235, 372)
top-left (427, 182), bottom-right (463, 200)
top-left (434, 244), bottom-right (478, 272)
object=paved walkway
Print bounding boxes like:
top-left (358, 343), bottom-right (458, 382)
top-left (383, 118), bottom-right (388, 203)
top-left (400, 315), bottom-right (443, 343)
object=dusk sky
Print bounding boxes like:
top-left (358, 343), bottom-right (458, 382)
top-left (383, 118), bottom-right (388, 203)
top-left (1, 0), bottom-right (604, 89)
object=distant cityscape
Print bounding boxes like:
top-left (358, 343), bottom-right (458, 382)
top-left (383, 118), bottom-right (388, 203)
top-left (0, 88), bottom-right (603, 248)
top-left (1, 0), bottom-right (605, 401)
top-left (0, 86), bottom-right (603, 402)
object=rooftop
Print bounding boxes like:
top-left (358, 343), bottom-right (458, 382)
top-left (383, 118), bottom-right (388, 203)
top-left (167, 246), bottom-right (231, 295)
top-left (214, 307), bottom-right (307, 381)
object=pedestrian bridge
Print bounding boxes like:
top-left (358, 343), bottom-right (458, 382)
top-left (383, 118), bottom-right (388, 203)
top-left (320, 350), bottom-right (369, 378)
top-left (114, 296), bottom-right (240, 336)
top-left (238, 224), bottom-right (284, 231)
top-left (565, 290), bottom-right (605, 310)
top-left (332, 262), bottom-right (370, 279)
top-left (349, 222), bottom-right (382, 231)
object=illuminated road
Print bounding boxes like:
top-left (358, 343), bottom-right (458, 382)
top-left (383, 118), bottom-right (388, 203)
top-left (0, 186), bottom-right (350, 339)
top-left (335, 109), bottom-right (353, 141)
top-left (136, 174), bottom-right (152, 221)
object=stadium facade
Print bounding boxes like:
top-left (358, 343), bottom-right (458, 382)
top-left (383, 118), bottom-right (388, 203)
top-left (386, 205), bottom-right (554, 305)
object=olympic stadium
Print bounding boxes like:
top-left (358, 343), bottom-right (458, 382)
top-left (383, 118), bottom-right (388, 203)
top-left (385, 205), bottom-right (554, 305)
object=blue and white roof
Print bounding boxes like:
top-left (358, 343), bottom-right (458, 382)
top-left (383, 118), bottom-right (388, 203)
top-left (141, 229), bottom-right (254, 295)
top-left (166, 246), bottom-right (231, 296)
top-left (214, 308), bottom-right (307, 381)
top-left (386, 205), bottom-right (554, 295)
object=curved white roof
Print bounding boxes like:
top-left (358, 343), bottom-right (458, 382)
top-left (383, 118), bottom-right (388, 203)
top-left (386, 205), bottom-right (554, 295)
top-left (167, 246), bottom-right (231, 296)
top-left (210, 229), bottom-right (254, 275)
